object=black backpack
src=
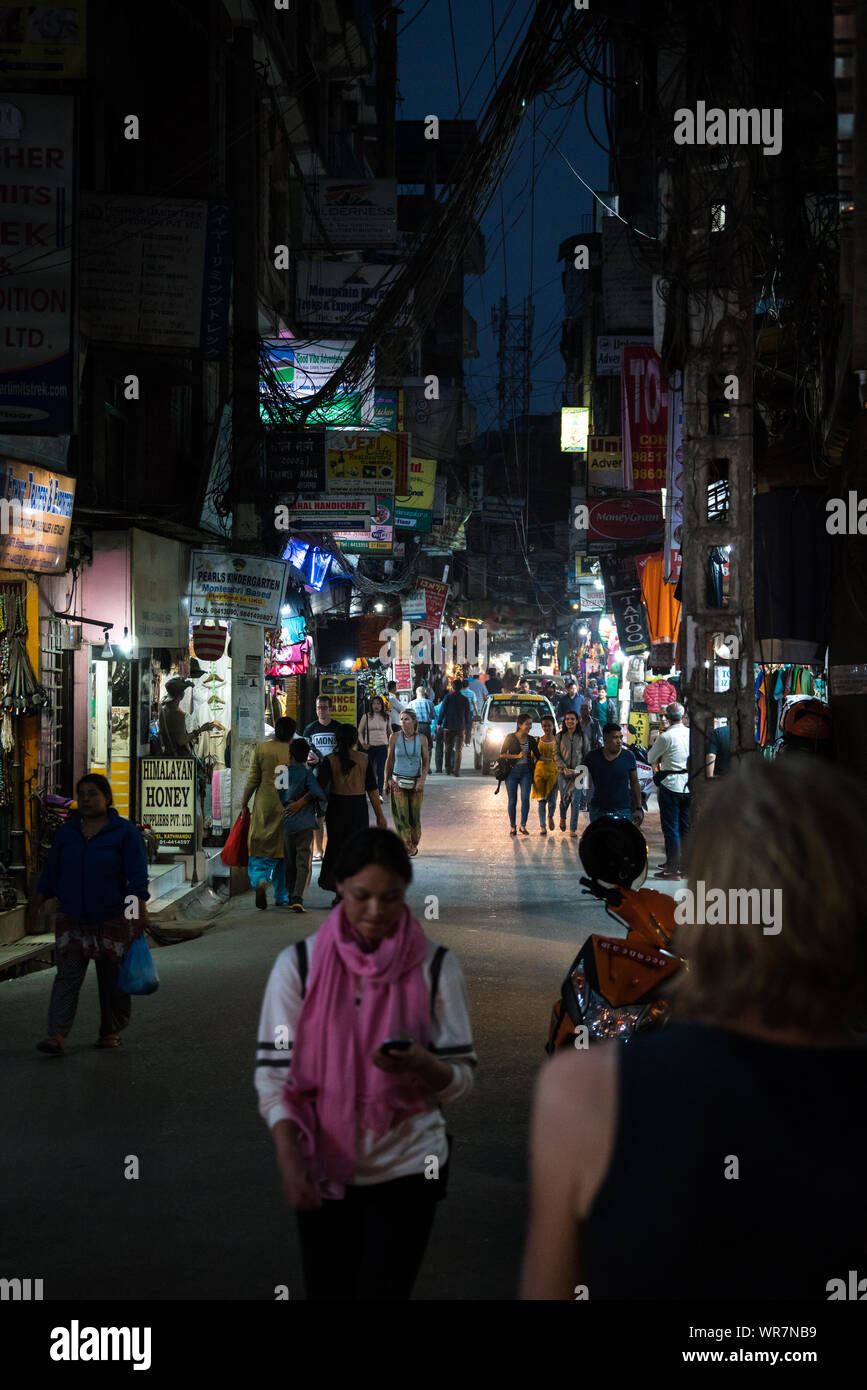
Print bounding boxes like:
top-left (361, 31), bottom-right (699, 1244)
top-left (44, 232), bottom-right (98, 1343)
top-left (295, 937), bottom-right (448, 1019)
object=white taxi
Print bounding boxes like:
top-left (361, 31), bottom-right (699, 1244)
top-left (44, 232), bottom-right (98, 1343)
top-left (473, 693), bottom-right (558, 774)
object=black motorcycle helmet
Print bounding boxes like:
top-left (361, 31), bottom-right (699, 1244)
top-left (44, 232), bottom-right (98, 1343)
top-left (579, 816), bottom-right (648, 890)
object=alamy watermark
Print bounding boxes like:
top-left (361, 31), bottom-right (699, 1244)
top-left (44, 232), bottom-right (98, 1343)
top-left (674, 882), bottom-right (782, 935)
top-left (826, 493), bottom-right (867, 535)
top-left (673, 101), bottom-right (782, 157)
top-left (379, 623), bottom-right (488, 669)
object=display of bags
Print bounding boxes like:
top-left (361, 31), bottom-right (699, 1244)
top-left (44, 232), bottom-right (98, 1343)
top-left (118, 935), bottom-right (160, 995)
top-left (220, 809), bottom-right (250, 866)
top-left (192, 619), bottom-right (228, 662)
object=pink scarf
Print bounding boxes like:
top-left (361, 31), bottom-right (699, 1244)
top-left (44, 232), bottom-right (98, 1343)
top-left (284, 903), bottom-right (431, 1199)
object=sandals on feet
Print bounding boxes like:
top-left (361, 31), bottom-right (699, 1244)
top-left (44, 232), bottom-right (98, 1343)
top-left (94, 1034), bottom-right (122, 1049)
top-left (518, 826), bottom-right (529, 836)
top-left (36, 1035), bottom-right (66, 1055)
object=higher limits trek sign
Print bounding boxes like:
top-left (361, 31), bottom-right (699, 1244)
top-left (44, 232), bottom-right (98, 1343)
top-left (138, 757), bottom-right (196, 853)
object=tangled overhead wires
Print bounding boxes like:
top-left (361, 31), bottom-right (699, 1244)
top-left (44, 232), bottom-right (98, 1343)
top-left (262, 0), bottom-right (601, 430)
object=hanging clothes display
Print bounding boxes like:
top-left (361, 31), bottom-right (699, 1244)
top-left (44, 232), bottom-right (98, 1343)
top-left (706, 546), bottom-right (727, 609)
top-left (754, 663), bottom-right (826, 747)
top-left (636, 552), bottom-right (682, 647)
top-left (643, 676), bottom-right (677, 713)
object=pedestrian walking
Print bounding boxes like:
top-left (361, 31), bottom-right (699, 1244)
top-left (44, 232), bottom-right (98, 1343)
top-left (498, 714), bottom-right (538, 836)
top-left (276, 739), bottom-right (329, 913)
top-left (384, 709), bottom-right (429, 858)
top-left (303, 696), bottom-right (343, 864)
top-left (522, 758), bottom-right (867, 1299)
top-left (576, 699), bottom-right (602, 816)
top-left (554, 710), bottom-right (587, 838)
top-left (241, 716), bottom-right (297, 910)
top-left (466, 669), bottom-right (487, 709)
top-left (406, 685), bottom-right (436, 746)
top-left (532, 714), bottom-right (559, 834)
top-left (555, 680), bottom-right (582, 723)
top-left (592, 685), bottom-right (619, 728)
top-left (27, 774), bottom-right (150, 1054)
top-left (386, 681), bottom-right (407, 732)
top-left (485, 667), bottom-right (503, 695)
top-left (358, 694), bottom-right (391, 795)
top-left (647, 702), bottom-right (690, 878)
top-left (705, 721), bottom-right (731, 778)
top-left (578, 699), bottom-right (602, 750)
top-left (583, 724), bottom-right (644, 827)
top-left (438, 681), bottom-right (472, 777)
top-left (430, 693), bottom-right (446, 774)
top-left (318, 724), bottom-right (387, 905)
top-left (256, 826), bottom-right (477, 1301)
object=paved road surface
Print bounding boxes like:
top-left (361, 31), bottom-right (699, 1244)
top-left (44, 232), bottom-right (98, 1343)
top-left (0, 769), bottom-right (673, 1301)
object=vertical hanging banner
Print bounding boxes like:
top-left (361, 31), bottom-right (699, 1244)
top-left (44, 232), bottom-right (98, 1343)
top-left (622, 346), bottom-right (669, 491)
top-left (664, 369), bottom-right (683, 582)
top-left (601, 552), bottom-right (652, 656)
top-left (416, 576), bottom-right (449, 630)
top-left (0, 93), bottom-right (73, 433)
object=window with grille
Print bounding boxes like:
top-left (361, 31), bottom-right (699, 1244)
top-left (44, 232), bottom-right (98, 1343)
top-left (38, 618), bottom-right (66, 795)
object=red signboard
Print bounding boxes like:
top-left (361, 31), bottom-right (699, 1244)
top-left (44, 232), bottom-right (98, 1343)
top-left (587, 495), bottom-right (665, 544)
top-left (622, 346), bottom-right (669, 490)
top-left (416, 575), bottom-right (449, 629)
top-left (393, 661), bottom-right (413, 692)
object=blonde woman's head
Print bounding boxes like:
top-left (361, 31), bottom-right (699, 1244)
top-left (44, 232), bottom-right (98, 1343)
top-left (671, 756), bottom-right (867, 1037)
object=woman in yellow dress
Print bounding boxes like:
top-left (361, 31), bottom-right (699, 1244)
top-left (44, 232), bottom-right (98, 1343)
top-left (531, 713), bottom-right (559, 835)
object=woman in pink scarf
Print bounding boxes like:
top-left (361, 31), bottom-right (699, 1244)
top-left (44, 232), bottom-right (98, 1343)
top-left (256, 827), bottom-right (477, 1300)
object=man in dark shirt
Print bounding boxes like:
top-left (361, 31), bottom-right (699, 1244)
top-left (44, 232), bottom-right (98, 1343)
top-left (302, 694), bottom-right (343, 861)
top-left (486, 668), bottom-right (503, 695)
top-left (584, 724), bottom-right (643, 826)
top-left (592, 686), bottom-right (619, 728)
top-left (706, 723), bottom-right (732, 778)
top-left (439, 682), bottom-right (472, 776)
top-left (556, 679), bottom-right (582, 722)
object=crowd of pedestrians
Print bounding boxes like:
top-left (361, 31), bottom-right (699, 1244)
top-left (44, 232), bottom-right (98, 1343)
top-left (24, 672), bottom-right (864, 1307)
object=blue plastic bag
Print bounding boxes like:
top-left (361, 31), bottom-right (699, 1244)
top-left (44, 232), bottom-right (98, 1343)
top-left (118, 934), bottom-right (160, 995)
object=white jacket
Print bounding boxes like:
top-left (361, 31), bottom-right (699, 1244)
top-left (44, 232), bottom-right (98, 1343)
top-left (255, 931), bottom-right (477, 1185)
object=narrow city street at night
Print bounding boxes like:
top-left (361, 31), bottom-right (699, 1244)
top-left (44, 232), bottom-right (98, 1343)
top-left (1, 772), bottom-right (670, 1302)
top-left (0, 0), bottom-right (864, 1362)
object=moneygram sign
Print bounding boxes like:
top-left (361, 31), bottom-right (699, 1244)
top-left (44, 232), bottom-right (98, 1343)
top-left (587, 495), bottom-right (664, 550)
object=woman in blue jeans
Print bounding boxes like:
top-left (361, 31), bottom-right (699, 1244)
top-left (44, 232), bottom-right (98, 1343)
top-left (553, 710), bottom-right (587, 838)
top-left (498, 714), bottom-right (538, 836)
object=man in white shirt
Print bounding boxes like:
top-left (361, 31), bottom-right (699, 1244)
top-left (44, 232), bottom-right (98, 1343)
top-left (647, 702), bottom-right (690, 878)
top-left (386, 681), bottom-right (407, 732)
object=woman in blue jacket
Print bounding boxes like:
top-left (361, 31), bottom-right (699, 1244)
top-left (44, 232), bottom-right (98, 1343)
top-left (26, 773), bottom-right (151, 1055)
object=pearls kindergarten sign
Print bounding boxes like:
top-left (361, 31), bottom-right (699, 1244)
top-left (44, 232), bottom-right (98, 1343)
top-left (188, 551), bottom-right (288, 626)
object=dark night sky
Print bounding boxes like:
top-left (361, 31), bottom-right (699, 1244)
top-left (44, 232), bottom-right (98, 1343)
top-left (396, 0), bottom-right (610, 430)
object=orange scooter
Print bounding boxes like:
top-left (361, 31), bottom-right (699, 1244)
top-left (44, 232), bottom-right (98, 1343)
top-left (546, 817), bottom-right (684, 1052)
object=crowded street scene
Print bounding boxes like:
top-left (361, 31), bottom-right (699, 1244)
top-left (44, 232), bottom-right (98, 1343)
top-left (0, 0), bottom-right (865, 1366)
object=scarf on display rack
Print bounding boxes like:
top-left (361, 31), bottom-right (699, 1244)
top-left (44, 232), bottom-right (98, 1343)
top-left (283, 902), bottom-right (431, 1199)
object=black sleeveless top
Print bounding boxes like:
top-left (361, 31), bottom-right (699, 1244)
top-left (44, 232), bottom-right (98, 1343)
top-left (583, 1022), bottom-right (867, 1299)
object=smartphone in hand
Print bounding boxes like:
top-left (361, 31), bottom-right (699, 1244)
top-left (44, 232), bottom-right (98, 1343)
top-left (378, 1037), bottom-right (413, 1055)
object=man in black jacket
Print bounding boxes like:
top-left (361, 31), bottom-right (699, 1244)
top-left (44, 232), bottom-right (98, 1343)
top-left (439, 682), bottom-right (472, 776)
